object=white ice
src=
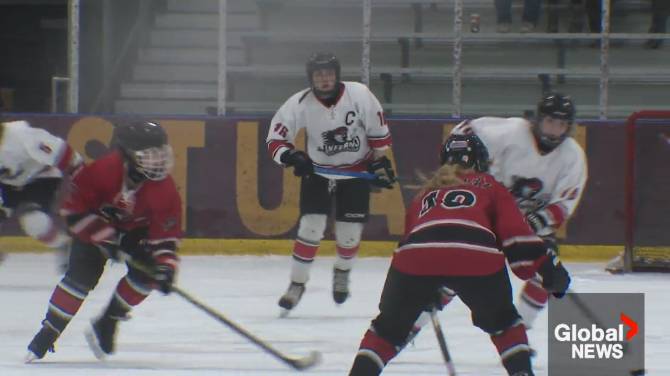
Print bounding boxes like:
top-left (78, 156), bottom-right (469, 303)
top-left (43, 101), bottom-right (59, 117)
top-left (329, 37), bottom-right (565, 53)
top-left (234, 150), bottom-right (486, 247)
top-left (1, 254), bottom-right (668, 375)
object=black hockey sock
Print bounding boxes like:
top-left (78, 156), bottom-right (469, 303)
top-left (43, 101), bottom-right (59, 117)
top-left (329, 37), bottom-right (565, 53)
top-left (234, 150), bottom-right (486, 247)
top-left (349, 354), bottom-right (383, 376)
top-left (103, 295), bottom-right (131, 320)
top-left (502, 352), bottom-right (534, 376)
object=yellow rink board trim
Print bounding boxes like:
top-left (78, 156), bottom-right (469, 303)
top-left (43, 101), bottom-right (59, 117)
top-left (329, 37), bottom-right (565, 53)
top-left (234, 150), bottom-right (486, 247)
top-left (0, 237), bottom-right (622, 261)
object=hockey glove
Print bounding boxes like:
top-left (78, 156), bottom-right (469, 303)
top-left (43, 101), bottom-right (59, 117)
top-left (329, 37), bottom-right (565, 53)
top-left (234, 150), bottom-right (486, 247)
top-left (537, 245), bottom-right (571, 298)
top-left (280, 149), bottom-right (314, 177)
top-left (525, 211), bottom-right (549, 234)
top-left (424, 286), bottom-right (456, 312)
top-left (151, 250), bottom-right (178, 294)
top-left (368, 156), bottom-right (397, 189)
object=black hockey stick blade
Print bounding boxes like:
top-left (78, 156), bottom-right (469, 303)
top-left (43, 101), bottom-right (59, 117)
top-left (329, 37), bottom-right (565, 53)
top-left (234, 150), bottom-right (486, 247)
top-left (283, 350), bottom-right (322, 370)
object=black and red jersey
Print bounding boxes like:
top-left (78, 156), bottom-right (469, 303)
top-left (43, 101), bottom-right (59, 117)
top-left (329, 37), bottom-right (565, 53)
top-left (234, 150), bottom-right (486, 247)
top-left (61, 151), bottom-right (182, 244)
top-left (392, 172), bottom-right (545, 278)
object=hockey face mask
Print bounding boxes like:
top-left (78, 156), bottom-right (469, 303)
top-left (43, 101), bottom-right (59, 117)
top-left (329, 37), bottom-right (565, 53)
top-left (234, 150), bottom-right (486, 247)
top-left (131, 145), bottom-right (174, 181)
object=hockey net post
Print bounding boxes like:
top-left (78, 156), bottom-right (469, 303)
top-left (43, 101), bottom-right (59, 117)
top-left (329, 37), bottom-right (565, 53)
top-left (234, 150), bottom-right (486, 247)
top-left (625, 110), bottom-right (670, 273)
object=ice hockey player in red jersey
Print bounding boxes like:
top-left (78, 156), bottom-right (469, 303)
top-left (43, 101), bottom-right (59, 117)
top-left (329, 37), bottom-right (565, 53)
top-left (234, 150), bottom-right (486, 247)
top-left (266, 52), bottom-right (396, 314)
top-left (26, 120), bottom-right (182, 362)
top-left (348, 134), bottom-right (571, 376)
top-left (0, 120), bottom-right (82, 266)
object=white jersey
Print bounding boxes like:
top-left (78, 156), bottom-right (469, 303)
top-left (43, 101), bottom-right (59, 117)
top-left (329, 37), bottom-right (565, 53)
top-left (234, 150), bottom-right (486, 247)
top-left (454, 117), bottom-right (587, 234)
top-left (0, 121), bottom-right (74, 187)
top-left (266, 81), bottom-right (392, 177)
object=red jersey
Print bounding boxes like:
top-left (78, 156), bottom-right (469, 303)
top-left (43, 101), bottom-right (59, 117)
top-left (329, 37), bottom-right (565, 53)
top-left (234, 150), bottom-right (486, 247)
top-left (61, 151), bottom-right (182, 243)
top-left (391, 172), bottom-right (545, 277)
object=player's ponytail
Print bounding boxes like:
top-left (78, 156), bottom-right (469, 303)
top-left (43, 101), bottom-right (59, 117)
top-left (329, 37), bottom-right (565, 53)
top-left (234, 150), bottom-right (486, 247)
top-left (413, 164), bottom-right (474, 198)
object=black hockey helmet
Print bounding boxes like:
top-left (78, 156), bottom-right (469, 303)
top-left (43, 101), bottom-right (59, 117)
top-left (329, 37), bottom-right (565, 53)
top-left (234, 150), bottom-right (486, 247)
top-left (537, 93), bottom-right (576, 124)
top-left (306, 52), bottom-right (341, 87)
top-left (440, 133), bottom-right (490, 172)
top-left (111, 120), bottom-right (174, 181)
top-left (533, 93), bottom-right (576, 151)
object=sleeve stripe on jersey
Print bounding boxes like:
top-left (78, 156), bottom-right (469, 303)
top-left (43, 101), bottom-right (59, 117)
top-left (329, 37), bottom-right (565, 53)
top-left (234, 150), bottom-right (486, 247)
top-left (395, 242), bottom-right (500, 255)
top-left (404, 223), bottom-right (497, 250)
top-left (502, 235), bottom-right (543, 248)
top-left (368, 133), bottom-right (392, 148)
top-left (56, 145), bottom-right (74, 171)
top-left (146, 238), bottom-right (180, 246)
top-left (544, 204), bottom-right (567, 227)
top-left (266, 140), bottom-right (293, 161)
top-left (411, 219), bottom-right (496, 238)
top-left (508, 260), bottom-right (535, 269)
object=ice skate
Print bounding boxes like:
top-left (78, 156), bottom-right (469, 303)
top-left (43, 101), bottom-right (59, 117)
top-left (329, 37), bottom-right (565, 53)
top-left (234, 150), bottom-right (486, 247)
top-left (85, 314), bottom-right (123, 359)
top-left (332, 268), bottom-right (351, 304)
top-left (278, 282), bottom-right (305, 317)
top-left (26, 321), bottom-right (59, 362)
top-left (605, 252), bottom-right (625, 274)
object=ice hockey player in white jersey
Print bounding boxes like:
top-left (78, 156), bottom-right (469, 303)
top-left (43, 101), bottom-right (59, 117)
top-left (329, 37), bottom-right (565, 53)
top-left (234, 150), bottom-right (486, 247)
top-left (266, 52), bottom-right (395, 315)
top-left (0, 120), bottom-right (82, 266)
top-left (451, 93), bottom-right (587, 330)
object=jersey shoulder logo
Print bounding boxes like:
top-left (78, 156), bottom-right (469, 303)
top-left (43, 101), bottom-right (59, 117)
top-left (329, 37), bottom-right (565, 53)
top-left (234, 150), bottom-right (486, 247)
top-left (317, 126), bottom-right (360, 156)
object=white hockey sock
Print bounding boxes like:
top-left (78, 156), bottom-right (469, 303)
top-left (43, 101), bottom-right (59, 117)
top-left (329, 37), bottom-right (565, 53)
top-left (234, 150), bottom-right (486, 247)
top-left (516, 297), bottom-right (543, 330)
top-left (289, 258), bottom-right (312, 284)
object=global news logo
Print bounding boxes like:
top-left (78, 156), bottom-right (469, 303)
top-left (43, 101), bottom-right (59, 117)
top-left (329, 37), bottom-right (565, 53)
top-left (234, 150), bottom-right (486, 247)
top-left (553, 313), bottom-right (638, 360)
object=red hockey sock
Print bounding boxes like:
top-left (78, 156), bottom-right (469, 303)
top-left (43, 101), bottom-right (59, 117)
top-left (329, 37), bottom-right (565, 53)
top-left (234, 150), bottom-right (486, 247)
top-left (521, 277), bottom-right (549, 308)
top-left (491, 323), bottom-right (533, 375)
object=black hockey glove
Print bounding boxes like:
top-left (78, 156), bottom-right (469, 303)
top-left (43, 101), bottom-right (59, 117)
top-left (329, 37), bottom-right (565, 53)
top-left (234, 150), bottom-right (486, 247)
top-left (153, 264), bottom-right (175, 295)
top-left (150, 249), bottom-right (178, 295)
top-left (424, 286), bottom-right (456, 312)
top-left (280, 149), bottom-right (314, 177)
top-left (537, 246), bottom-right (571, 298)
top-left (367, 156), bottom-right (397, 189)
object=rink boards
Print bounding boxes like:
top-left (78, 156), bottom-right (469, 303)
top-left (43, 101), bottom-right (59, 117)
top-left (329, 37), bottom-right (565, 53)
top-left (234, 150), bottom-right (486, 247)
top-left (0, 236), bottom-right (621, 261)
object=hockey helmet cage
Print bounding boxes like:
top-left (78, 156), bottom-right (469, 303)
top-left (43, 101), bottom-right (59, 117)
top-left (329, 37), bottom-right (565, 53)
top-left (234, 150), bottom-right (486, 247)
top-left (440, 134), bottom-right (490, 172)
top-left (111, 121), bottom-right (174, 181)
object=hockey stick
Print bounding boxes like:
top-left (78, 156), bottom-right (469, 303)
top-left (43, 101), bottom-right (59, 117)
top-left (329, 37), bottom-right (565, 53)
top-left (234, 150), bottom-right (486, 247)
top-left (110, 248), bottom-right (322, 371)
top-left (169, 285), bottom-right (322, 370)
top-left (313, 166), bottom-right (377, 180)
top-left (430, 308), bottom-right (457, 376)
top-left (565, 290), bottom-right (606, 329)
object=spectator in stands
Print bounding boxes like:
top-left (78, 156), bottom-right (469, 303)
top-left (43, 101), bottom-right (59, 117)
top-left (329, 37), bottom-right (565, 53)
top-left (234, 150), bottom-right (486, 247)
top-left (645, 0), bottom-right (669, 49)
top-left (495, 0), bottom-right (542, 33)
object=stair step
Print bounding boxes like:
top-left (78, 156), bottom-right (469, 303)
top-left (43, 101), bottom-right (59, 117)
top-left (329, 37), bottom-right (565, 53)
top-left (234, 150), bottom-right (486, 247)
top-left (155, 12), bottom-right (259, 30)
top-left (149, 29), bottom-right (244, 48)
top-left (115, 99), bottom-right (216, 115)
top-left (138, 47), bottom-right (246, 65)
top-left (166, 0), bottom-right (257, 13)
top-left (133, 64), bottom-right (218, 82)
top-left (120, 83), bottom-right (217, 100)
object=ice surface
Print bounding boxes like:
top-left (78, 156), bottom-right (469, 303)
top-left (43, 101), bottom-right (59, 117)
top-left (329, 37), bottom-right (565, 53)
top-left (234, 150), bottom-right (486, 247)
top-left (1, 254), bottom-right (668, 375)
